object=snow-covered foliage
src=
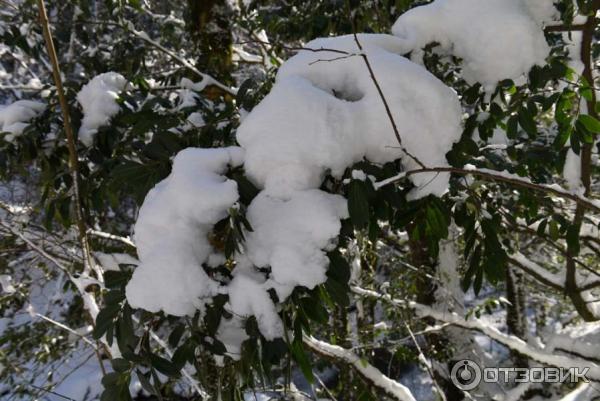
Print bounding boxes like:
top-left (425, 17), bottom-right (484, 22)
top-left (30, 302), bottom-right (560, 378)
top-left (238, 34), bottom-right (462, 199)
top-left (0, 100), bottom-right (45, 142)
top-left (2, 0), bottom-right (600, 400)
top-left (127, 147), bottom-right (244, 316)
top-left (127, 32), bottom-right (464, 349)
top-left (392, 0), bottom-right (551, 91)
top-left (77, 72), bottom-right (127, 146)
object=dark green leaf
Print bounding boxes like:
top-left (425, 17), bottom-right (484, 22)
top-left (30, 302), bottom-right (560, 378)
top-left (348, 180), bottom-right (370, 229)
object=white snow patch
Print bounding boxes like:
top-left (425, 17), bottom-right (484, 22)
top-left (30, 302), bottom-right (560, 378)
top-left (563, 149), bottom-right (583, 193)
top-left (245, 190), bottom-right (348, 300)
top-left (126, 147), bottom-right (244, 316)
top-left (392, 0), bottom-right (550, 92)
top-left (0, 275), bottom-right (15, 294)
top-left (237, 34), bottom-right (462, 199)
top-left (0, 100), bottom-right (45, 142)
top-left (77, 72), bottom-right (127, 146)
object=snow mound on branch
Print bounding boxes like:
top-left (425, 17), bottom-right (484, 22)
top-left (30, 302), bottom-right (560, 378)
top-left (77, 72), bottom-right (127, 146)
top-left (246, 190), bottom-right (348, 300)
top-left (226, 270), bottom-right (284, 340)
top-left (127, 34), bottom-right (464, 346)
top-left (392, 0), bottom-right (551, 91)
top-left (237, 34), bottom-right (462, 199)
top-left (0, 100), bottom-right (45, 142)
top-left (126, 146), bottom-right (244, 316)
top-left (524, 0), bottom-right (560, 25)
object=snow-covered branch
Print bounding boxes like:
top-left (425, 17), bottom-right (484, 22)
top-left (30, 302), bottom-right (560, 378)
top-left (303, 335), bottom-right (417, 401)
top-left (376, 166), bottom-right (600, 213)
top-left (351, 286), bottom-right (600, 379)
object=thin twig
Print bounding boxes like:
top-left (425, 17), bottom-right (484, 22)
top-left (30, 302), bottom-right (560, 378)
top-left (35, 312), bottom-right (107, 378)
top-left (404, 323), bottom-right (447, 401)
top-left (304, 334), bottom-right (417, 401)
top-left (0, 0), bottom-right (18, 11)
top-left (134, 316), bottom-right (209, 399)
top-left (351, 32), bottom-right (426, 168)
top-left (79, 19), bottom-right (236, 96)
top-left (236, 40), bottom-right (352, 55)
top-left (34, 312), bottom-right (98, 349)
top-left (544, 24), bottom-right (586, 33)
top-left (352, 286), bottom-right (600, 373)
top-left (88, 229), bottom-right (136, 248)
top-left (28, 384), bottom-right (77, 401)
top-left (308, 53), bottom-right (359, 65)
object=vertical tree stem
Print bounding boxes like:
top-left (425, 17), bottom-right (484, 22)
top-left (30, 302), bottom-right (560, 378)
top-left (36, 0), bottom-right (94, 276)
top-left (565, 7), bottom-right (598, 321)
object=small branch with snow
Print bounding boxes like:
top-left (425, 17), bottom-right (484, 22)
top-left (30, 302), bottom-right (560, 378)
top-left (135, 316), bottom-right (209, 399)
top-left (303, 335), bottom-right (417, 401)
top-left (34, 312), bottom-right (98, 350)
top-left (403, 323), bottom-right (447, 401)
top-left (352, 286), bottom-right (600, 379)
top-left (88, 229), bottom-right (136, 248)
top-left (123, 23), bottom-right (236, 96)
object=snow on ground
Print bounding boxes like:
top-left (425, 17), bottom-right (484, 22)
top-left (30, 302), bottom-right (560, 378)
top-left (76, 72), bottom-right (127, 146)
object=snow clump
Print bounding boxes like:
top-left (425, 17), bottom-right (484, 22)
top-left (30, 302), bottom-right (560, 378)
top-left (77, 72), bottom-right (127, 146)
top-left (392, 0), bottom-right (552, 91)
top-left (0, 100), bottom-right (45, 142)
top-left (127, 33), bottom-right (477, 352)
top-left (237, 34), bottom-right (463, 200)
top-left (126, 147), bottom-right (244, 316)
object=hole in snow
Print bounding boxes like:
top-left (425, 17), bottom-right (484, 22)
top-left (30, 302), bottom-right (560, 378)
top-left (331, 87), bottom-right (364, 102)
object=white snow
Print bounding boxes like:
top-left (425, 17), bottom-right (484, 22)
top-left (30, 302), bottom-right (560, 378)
top-left (94, 252), bottom-right (139, 271)
top-left (127, 32), bottom-right (465, 346)
top-left (76, 72), bottom-right (127, 146)
top-left (304, 335), bottom-right (417, 401)
top-left (563, 149), bottom-right (583, 193)
top-left (0, 274), bottom-right (15, 293)
top-left (245, 190), bottom-right (348, 300)
top-left (0, 100), bottom-right (45, 142)
top-left (126, 147), bottom-right (244, 316)
top-left (524, 0), bottom-right (560, 25)
top-left (226, 270), bottom-right (284, 340)
top-left (215, 315), bottom-right (249, 359)
top-left (237, 34), bottom-right (462, 199)
top-left (392, 0), bottom-right (551, 92)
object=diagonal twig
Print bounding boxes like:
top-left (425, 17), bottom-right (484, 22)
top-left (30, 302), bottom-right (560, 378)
top-left (351, 31), bottom-right (426, 169)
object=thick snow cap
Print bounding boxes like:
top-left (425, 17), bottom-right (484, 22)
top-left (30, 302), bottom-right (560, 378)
top-left (392, 0), bottom-right (551, 92)
top-left (237, 34), bottom-right (463, 200)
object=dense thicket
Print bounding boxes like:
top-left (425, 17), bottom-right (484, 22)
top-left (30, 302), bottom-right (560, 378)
top-left (0, 1), bottom-right (599, 401)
